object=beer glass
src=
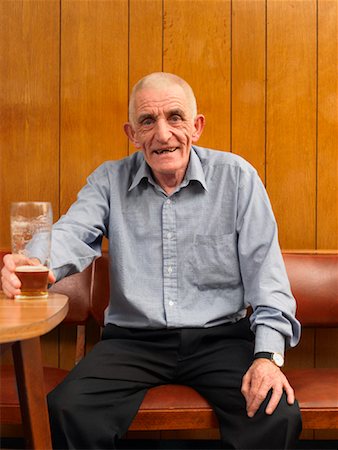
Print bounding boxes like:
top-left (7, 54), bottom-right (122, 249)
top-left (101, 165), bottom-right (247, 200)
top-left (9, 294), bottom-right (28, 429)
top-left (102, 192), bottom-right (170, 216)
top-left (11, 202), bottom-right (53, 299)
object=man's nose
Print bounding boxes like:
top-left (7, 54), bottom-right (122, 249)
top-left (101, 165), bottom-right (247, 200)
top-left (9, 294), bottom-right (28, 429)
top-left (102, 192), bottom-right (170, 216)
top-left (154, 119), bottom-right (172, 143)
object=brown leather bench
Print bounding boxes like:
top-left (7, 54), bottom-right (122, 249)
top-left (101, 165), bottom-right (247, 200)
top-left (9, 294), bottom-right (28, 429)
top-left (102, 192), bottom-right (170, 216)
top-left (1, 251), bottom-right (337, 442)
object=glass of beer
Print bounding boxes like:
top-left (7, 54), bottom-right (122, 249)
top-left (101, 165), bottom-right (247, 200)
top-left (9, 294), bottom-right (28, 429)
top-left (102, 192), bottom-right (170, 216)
top-left (11, 202), bottom-right (53, 299)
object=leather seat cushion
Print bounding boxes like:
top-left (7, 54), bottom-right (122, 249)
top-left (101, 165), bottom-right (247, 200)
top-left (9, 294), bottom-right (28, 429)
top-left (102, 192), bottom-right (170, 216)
top-left (286, 368), bottom-right (338, 408)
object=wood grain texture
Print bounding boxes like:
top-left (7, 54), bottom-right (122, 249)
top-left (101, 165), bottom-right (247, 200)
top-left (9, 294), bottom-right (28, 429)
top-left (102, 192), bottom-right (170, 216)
top-left (128, 0), bottom-right (163, 155)
top-left (0, 0), bottom-right (60, 248)
top-left (316, 328), bottom-right (338, 368)
top-left (266, 0), bottom-right (317, 249)
top-left (60, 0), bottom-right (129, 212)
top-left (59, 324), bottom-right (77, 370)
top-left (129, 0), bottom-right (163, 89)
top-left (315, 429), bottom-right (338, 440)
top-left (41, 329), bottom-right (59, 368)
top-left (284, 328), bottom-right (315, 369)
top-left (0, 293), bottom-right (68, 344)
top-left (1, 0), bottom-right (336, 248)
top-left (232, 0), bottom-right (266, 181)
top-left (12, 338), bottom-right (52, 449)
top-left (317, 0), bottom-right (338, 249)
top-left (163, 0), bottom-right (231, 151)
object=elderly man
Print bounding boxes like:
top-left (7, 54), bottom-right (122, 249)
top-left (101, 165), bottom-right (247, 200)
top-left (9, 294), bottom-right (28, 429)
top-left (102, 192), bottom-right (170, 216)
top-left (1, 72), bottom-right (302, 449)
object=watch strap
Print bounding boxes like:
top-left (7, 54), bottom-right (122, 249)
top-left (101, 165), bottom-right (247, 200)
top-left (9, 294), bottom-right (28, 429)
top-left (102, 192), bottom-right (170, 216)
top-left (254, 352), bottom-right (274, 360)
top-left (254, 351), bottom-right (284, 367)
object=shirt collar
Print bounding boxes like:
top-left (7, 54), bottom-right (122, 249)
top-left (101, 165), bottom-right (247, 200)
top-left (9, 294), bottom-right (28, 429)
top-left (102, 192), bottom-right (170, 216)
top-left (128, 159), bottom-right (153, 191)
top-left (184, 146), bottom-right (208, 191)
top-left (128, 147), bottom-right (208, 192)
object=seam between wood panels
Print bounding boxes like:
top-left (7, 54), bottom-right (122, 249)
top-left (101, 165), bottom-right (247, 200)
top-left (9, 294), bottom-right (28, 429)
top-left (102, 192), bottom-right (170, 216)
top-left (315, 0), bottom-right (319, 250)
top-left (162, 0), bottom-right (164, 71)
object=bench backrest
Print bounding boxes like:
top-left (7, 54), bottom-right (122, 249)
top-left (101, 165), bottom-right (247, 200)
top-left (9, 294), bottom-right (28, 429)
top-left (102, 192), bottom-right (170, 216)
top-left (283, 252), bottom-right (338, 327)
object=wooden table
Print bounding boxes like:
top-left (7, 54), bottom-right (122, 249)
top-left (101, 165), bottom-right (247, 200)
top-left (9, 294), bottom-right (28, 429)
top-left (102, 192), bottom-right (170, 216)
top-left (0, 292), bottom-right (69, 449)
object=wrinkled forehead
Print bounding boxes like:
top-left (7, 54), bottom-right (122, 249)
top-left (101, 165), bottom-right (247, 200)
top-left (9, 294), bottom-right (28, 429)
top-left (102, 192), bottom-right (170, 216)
top-left (129, 77), bottom-right (197, 124)
top-left (133, 85), bottom-right (190, 117)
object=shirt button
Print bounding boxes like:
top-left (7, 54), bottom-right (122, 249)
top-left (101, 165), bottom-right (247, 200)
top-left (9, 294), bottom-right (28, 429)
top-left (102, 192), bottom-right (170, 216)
top-left (167, 232), bottom-right (172, 239)
top-left (169, 301), bottom-right (175, 306)
top-left (166, 199), bottom-right (171, 205)
top-left (167, 266), bottom-right (173, 274)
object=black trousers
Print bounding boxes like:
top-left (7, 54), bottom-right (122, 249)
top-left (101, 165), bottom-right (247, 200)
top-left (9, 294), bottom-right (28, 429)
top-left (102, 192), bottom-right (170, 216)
top-left (48, 318), bottom-right (302, 449)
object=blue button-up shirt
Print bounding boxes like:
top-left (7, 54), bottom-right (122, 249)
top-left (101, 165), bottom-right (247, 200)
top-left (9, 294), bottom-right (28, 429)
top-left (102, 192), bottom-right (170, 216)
top-left (51, 146), bottom-right (301, 355)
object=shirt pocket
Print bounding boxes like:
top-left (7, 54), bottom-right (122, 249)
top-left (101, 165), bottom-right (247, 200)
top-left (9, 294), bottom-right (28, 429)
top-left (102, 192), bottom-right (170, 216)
top-left (192, 233), bottom-right (240, 290)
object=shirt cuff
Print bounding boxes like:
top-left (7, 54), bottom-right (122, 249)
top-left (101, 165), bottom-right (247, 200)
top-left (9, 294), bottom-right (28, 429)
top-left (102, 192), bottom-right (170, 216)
top-left (254, 324), bottom-right (285, 356)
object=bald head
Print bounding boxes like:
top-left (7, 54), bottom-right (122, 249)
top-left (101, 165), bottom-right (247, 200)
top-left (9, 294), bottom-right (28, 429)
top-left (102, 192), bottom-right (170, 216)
top-left (128, 72), bottom-right (197, 125)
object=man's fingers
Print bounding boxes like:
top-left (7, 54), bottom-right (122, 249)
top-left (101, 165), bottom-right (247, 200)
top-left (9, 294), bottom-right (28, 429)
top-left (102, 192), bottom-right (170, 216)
top-left (1, 254), bottom-right (33, 298)
top-left (3, 253), bottom-right (17, 271)
top-left (246, 377), bottom-right (295, 417)
top-left (246, 381), bottom-right (270, 417)
top-left (241, 372), bottom-right (250, 401)
top-left (48, 270), bottom-right (56, 285)
top-left (1, 276), bottom-right (21, 298)
top-left (242, 359), bottom-right (295, 418)
top-left (265, 386), bottom-right (283, 415)
top-left (284, 381), bottom-right (295, 405)
top-left (1, 262), bottom-right (21, 298)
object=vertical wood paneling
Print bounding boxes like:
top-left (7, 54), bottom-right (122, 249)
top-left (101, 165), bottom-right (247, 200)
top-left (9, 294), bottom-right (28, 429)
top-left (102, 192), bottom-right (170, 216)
top-left (163, 0), bottom-right (231, 151)
top-left (232, 0), bottom-right (266, 181)
top-left (41, 329), bottom-right (60, 367)
top-left (60, 0), bottom-right (129, 213)
top-left (59, 325), bottom-right (77, 370)
top-left (128, 0), bottom-right (163, 154)
top-left (284, 329), bottom-right (315, 369)
top-left (316, 329), bottom-right (338, 368)
top-left (266, 0), bottom-right (317, 249)
top-left (129, 0), bottom-right (163, 89)
top-left (0, 0), bottom-right (60, 248)
top-left (317, 0), bottom-right (338, 249)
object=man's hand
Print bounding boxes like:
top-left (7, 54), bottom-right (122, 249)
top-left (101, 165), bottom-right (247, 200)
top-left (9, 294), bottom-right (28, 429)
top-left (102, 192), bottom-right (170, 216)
top-left (1, 253), bottom-right (56, 298)
top-left (241, 358), bottom-right (295, 418)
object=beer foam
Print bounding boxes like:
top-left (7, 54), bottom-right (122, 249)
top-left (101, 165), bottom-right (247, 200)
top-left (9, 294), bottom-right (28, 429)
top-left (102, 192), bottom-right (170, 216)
top-left (15, 265), bottom-right (49, 272)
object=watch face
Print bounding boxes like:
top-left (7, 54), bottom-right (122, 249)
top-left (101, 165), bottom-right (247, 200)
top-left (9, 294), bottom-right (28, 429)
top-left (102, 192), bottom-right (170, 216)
top-left (272, 353), bottom-right (284, 367)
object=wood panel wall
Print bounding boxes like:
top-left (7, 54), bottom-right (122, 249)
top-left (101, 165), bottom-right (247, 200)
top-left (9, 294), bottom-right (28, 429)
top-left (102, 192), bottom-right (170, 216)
top-left (1, 0), bottom-right (337, 441)
top-left (0, 0), bottom-right (337, 251)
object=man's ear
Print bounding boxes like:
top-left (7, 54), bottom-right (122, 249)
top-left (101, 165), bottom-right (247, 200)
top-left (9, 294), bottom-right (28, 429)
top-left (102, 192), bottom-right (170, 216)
top-left (191, 114), bottom-right (206, 143)
top-left (123, 123), bottom-right (141, 148)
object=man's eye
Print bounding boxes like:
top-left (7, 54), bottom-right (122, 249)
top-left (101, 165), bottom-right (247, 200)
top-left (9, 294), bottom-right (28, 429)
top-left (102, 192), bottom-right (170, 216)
top-left (142, 118), bottom-right (154, 126)
top-left (170, 115), bottom-right (182, 122)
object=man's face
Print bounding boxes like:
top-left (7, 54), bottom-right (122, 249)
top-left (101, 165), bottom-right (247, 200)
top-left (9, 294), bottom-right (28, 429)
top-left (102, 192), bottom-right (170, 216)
top-left (124, 84), bottom-right (204, 180)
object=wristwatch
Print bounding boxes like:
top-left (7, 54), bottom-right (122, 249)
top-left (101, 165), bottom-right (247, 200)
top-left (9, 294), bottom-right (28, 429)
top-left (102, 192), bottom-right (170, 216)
top-left (254, 352), bottom-right (284, 368)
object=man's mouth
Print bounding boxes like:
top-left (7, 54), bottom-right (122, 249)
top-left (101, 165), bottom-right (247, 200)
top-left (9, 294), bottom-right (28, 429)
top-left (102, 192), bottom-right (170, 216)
top-left (153, 147), bottom-right (178, 155)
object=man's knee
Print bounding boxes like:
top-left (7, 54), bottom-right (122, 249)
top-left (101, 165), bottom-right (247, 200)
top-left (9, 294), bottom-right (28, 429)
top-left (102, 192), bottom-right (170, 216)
top-left (260, 393), bottom-right (302, 446)
top-left (277, 396), bottom-right (302, 434)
